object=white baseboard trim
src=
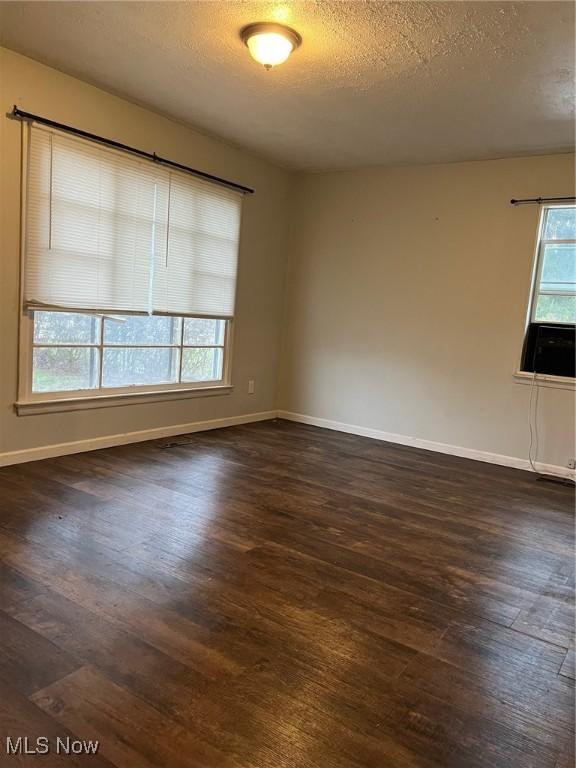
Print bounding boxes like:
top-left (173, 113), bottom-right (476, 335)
top-left (1, 406), bottom-right (572, 481)
top-left (0, 411), bottom-right (277, 468)
top-left (277, 410), bottom-right (575, 480)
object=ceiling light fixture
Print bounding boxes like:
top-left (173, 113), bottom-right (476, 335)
top-left (240, 22), bottom-right (302, 70)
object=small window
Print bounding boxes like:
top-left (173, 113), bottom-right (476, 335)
top-left (521, 205), bottom-right (576, 377)
top-left (30, 312), bottom-right (227, 396)
top-left (530, 206), bottom-right (576, 324)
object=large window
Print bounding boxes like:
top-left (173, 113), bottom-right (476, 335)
top-left (529, 205), bottom-right (576, 324)
top-left (19, 123), bottom-right (242, 406)
top-left (31, 312), bottom-right (226, 394)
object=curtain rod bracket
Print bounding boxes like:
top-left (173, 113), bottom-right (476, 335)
top-left (9, 105), bottom-right (31, 122)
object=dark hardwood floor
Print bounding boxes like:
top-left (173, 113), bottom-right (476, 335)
top-left (0, 418), bottom-right (573, 767)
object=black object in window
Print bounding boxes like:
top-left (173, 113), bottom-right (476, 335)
top-left (521, 323), bottom-right (576, 377)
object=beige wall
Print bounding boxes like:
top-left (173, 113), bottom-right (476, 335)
top-left (0, 48), bottom-right (292, 457)
top-left (1, 48), bottom-right (574, 471)
top-left (279, 154), bottom-right (575, 469)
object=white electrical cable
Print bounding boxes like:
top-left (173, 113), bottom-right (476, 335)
top-left (528, 369), bottom-right (539, 473)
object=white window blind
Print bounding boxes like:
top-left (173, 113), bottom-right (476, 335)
top-left (24, 125), bottom-right (242, 318)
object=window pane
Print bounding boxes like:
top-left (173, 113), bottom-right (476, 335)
top-left (534, 295), bottom-right (576, 323)
top-left (102, 348), bottom-right (179, 387)
top-left (33, 311), bottom-right (100, 344)
top-left (544, 207), bottom-right (576, 240)
top-left (539, 244), bottom-right (576, 292)
top-left (183, 318), bottom-right (225, 346)
top-left (181, 348), bottom-right (223, 382)
top-left (32, 347), bottom-right (99, 392)
top-left (103, 315), bottom-right (181, 345)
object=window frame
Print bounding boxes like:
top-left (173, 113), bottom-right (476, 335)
top-left (514, 202), bottom-right (576, 389)
top-left (17, 311), bottom-right (234, 412)
top-left (526, 203), bottom-right (576, 325)
top-left (16, 125), bottom-right (235, 414)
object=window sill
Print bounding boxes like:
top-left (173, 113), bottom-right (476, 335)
top-left (513, 371), bottom-right (575, 391)
top-left (15, 384), bottom-right (234, 415)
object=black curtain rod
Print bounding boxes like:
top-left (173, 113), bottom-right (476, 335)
top-left (510, 196), bottom-right (575, 206)
top-left (9, 106), bottom-right (254, 195)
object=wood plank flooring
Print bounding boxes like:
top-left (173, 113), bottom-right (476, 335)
top-left (0, 418), bottom-right (573, 767)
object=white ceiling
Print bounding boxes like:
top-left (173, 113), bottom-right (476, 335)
top-left (0, 1), bottom-right (574, 170)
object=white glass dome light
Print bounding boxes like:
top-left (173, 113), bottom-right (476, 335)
top-left (241, 23), bottom-right (302, 70)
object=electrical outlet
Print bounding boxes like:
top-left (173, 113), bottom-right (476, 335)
top-left (248, 379), bottom-right (255, 394)
top-left (568, 459), bottom-right (576, 470)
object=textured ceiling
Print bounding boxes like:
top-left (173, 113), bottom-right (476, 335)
top-left (0, 1), bottom-right (574, 170)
